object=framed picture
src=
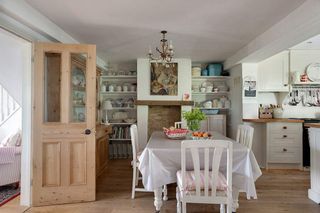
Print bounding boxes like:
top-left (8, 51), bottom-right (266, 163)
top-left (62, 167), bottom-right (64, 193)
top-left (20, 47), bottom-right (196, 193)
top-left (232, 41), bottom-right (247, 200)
top-left (150, 62), bottom-right (178, 95)
top-left (243, 75), bottom-right (256, 97)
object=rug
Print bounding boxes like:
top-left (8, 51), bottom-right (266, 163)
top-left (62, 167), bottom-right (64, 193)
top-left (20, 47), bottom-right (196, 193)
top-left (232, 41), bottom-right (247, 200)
top-left (0, 184), bottom-right (20, 206)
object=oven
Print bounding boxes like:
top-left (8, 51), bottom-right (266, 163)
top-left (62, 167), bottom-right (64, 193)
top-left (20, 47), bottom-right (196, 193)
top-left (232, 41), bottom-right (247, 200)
top-left (302, 119), bottom-right (320, 168)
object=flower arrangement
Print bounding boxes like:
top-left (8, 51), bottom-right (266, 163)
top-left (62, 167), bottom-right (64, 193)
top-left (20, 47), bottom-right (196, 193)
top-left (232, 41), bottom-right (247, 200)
top-left (182, 108), bottom-right (206, 131)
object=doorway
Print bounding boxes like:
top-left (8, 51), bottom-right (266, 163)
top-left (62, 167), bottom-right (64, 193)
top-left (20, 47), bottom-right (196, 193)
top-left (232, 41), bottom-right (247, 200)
top-left (0, 27), bottom-right (32, 209)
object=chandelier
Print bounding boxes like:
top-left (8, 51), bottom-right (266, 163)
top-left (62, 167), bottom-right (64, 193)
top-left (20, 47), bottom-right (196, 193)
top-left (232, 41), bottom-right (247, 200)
top-left (148, 30), bottom-right (174, 64)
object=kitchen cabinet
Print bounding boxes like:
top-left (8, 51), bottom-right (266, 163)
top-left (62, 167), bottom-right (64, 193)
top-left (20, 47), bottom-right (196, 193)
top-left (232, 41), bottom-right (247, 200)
top-left (266, 122), bottom-right (302, 169)
top-left (308, 127), bottom-right (320, 204)
top-left (200, 114), bottom-right (226, 136)
top-left (96, 125), bottom-right (111, 177)
top-left (258, 51), bottom-right (289, 92)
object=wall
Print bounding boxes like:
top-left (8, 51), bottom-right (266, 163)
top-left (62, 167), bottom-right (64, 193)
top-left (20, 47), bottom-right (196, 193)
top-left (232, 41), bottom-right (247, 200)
top-left (136, 58), bottom-right (191, 148)
top-left (230, 63), bottom-right (265, 166)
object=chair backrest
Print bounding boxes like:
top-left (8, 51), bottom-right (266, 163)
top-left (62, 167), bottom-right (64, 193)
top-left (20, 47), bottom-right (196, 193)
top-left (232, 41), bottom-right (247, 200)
top-left (174, 121), bottom-right (183, 129)
top-left (130, 124), bottom-right (139, 161)
top-left (181, 140), bottom-right (233, 200)
top-left (236, 124), bottom-right (254, 150)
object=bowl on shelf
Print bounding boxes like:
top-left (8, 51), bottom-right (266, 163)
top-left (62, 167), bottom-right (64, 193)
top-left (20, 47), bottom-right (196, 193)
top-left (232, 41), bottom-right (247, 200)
top-left (123, 118), bottom-right (136, 123)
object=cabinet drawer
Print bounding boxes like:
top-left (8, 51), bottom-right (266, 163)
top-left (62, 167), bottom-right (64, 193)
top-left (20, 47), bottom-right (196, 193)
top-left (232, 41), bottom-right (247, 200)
top-left (268, 123), bottom-right (301, 133)
top-left (268, 146), bottom-right (301, 163)
top-left (269, 133), bottom-right (301, 145)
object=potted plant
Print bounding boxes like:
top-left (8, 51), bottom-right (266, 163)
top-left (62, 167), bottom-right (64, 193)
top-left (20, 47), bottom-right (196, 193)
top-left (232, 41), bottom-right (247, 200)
top-left (182, 108), bottom-right (206, 131)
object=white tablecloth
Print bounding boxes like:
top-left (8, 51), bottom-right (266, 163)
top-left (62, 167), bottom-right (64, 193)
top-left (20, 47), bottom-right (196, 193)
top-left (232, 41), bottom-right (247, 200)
top-left (138, 131), bottom-right (262, 198)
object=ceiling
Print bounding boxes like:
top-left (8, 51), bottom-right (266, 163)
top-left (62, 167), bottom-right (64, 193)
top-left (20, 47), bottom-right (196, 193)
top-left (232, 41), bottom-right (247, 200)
top-left (291, 33), bottom-right (320, 50)
top-left (26, 0), bottom-right (306, 64)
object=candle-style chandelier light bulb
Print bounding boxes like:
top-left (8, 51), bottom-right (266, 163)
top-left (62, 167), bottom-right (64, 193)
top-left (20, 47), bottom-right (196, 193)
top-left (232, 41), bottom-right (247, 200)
top-left (148, 30), bottom-right (174, 64)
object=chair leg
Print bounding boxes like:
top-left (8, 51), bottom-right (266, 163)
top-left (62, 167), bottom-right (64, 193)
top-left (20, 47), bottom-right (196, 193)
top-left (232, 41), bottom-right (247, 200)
top-left (135, 167), bottom-right (139, 186)
top-left (131, 165), bottom-right (137, 199)
top-left (220, 204), bottom-right (225, 213)
top-left (163, 184), bottom-right (168, 201)
top-left (182, 201), bottom-right (186, 213)
top-left (176, 187), bottom-right (181, 213)
top-left (227, 202), bottom-right (232, 213)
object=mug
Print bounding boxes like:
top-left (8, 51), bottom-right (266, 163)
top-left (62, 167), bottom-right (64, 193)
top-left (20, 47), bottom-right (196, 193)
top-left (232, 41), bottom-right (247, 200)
top-left (200, 87), bottom-right (206, 93)
top-left (123, 85), bottom-right (128, 92)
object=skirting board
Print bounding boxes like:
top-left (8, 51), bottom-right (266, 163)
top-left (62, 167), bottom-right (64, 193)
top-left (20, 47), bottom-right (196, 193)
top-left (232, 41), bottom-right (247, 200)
top-left (308, 189), bottom-right (320, 204)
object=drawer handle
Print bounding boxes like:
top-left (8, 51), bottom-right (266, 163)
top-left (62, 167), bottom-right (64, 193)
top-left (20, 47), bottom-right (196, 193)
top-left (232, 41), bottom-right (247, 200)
top-left (283, 148), bottom-right (287, 152)
top-left (283, 126), bottom-right (287, 129)
top-left (283, 135), bottom-right (287, 138)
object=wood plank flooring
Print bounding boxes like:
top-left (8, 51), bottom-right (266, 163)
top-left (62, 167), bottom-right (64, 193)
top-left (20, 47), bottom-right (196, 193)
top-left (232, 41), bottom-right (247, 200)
top-left (2, 159), bottom-right (320, 213)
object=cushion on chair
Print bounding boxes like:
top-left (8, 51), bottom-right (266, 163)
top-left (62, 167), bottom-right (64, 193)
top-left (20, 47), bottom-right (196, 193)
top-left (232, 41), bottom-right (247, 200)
top-left (176, 170), bottom-right (227, 192)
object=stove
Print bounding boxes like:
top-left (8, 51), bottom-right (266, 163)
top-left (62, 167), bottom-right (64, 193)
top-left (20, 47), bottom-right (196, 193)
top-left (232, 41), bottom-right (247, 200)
top-left (290, 118), bottom-right (320, 167)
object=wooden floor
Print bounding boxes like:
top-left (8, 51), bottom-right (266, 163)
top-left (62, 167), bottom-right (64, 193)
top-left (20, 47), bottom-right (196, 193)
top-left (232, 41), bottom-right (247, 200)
top-left (2, 159), bottom-right (320, 213)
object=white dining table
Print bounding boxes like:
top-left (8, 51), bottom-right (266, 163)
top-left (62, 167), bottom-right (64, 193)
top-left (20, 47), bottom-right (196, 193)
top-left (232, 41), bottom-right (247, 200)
top-left (138, 131), bottom-right (262, 212)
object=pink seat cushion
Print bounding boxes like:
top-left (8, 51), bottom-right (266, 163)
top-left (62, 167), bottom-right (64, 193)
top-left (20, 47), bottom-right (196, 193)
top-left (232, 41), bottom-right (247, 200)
top-left (177, 170), bottom-right (227, 192)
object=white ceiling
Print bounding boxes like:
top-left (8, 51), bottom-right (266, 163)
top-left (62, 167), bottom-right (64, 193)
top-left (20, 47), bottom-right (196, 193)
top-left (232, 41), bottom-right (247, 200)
top-left (291, 34), bottom-right (320, 50)
top-left (26, 0), bottom-right (306, 63)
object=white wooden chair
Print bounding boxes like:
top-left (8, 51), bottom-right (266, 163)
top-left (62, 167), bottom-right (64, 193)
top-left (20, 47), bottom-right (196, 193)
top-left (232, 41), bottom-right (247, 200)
top-left (236, 124), bottom-right (255, 200)
top-left (130, 124), bottom-right (167, 200)
top-left (176, 140), bottom-right (233, 213)
top-left (175, 121), bottom-right (183, 129)
top-left (236, 124), bottom-right (254, 150)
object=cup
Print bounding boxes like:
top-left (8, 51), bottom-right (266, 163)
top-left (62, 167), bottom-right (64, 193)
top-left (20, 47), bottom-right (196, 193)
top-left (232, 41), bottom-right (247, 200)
top-left (200, 87), bottom-right (206, 93)
top-left (123, 85), bottom-right (128, 92)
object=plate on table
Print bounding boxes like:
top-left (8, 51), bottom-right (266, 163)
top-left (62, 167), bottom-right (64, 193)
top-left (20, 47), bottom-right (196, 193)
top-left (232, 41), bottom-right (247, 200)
top-left (307, 63), bottom-right (320, 82)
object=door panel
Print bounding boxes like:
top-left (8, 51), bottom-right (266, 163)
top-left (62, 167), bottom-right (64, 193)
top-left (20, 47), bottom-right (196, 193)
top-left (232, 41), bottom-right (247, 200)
top-left (33, 43), bottom-right (96, 206)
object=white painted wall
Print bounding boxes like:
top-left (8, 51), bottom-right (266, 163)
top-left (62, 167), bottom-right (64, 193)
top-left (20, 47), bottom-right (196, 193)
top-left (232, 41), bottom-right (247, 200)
top-left (136, 58), bottom-right (191, 147)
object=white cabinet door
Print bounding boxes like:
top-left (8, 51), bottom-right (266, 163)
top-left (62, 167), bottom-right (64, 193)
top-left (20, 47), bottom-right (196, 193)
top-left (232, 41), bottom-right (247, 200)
top-left (207, 115), bottom-right (226, 136)
top-left (258, 51), bottom-right (289, 92)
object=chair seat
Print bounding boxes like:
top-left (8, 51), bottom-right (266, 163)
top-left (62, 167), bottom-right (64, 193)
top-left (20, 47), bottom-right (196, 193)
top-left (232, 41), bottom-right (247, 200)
top-left (176, 170), bottom-right (227, 192)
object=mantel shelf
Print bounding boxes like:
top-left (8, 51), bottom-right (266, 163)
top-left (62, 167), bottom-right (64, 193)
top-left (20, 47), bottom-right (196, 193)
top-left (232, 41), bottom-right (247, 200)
top-left (135, 100), bottom-right (194, 106)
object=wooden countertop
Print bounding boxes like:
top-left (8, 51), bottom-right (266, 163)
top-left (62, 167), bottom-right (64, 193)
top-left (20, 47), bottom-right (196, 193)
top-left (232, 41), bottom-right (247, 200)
top-left (304, 123), bottom-right (320, 128)
top-left (96, 124), bottom-right (112, 138)
top-left (242, 118), bottom-right (304, 123)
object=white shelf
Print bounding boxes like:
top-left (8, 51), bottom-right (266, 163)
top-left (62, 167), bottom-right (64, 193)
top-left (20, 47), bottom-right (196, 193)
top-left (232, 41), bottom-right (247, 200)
top-left (109, 122), bottom-right (135, 125)
top-left (106, 107), bottom-right (136, 110)
top-left (192, 92), bottom-right (229, 95)
top-left (101, 91), bottom-right (137, 95)
top-left (110, 138), bottom-right (131, 141)
top-left (198, 108), bottom-right (229, 110)
top-left (100, 75), bottom-right (137, 79)
top-left (292, 82), bottom-right (320, 85)
top-left (192, 76), bottom-right (231, 80)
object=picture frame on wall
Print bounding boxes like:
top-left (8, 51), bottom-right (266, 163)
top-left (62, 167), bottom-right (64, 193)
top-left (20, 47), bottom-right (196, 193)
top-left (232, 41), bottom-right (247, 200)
top-left (243, 75), bottom-right (256, 98)
top-left (150, 62), bottom-right (178, 95)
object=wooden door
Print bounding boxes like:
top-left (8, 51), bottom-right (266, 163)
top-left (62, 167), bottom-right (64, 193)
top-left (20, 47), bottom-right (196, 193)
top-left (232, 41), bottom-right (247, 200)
top-left (32, 43), bottom-right (96, 206)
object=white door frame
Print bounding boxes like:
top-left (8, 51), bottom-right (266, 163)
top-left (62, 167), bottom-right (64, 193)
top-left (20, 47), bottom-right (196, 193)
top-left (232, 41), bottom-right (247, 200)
top-left (20, 39), bottom-right (32, 206)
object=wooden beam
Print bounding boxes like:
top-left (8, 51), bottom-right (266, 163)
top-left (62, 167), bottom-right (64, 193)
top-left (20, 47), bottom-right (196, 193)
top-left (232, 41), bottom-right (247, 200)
top-left (135, 100), bottom-right (194, 106)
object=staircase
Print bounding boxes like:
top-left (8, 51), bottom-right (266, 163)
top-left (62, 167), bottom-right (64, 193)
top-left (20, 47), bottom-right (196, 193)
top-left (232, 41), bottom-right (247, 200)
top-left (0, 84), bottom-right (20, 127)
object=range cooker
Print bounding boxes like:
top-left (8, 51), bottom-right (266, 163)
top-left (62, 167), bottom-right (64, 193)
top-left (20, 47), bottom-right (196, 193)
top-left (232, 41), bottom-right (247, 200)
top-left (290, 118), bottom-right (320, 167)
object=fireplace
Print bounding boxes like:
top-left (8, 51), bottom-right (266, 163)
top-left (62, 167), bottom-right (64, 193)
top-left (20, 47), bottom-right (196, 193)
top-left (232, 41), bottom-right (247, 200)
top-left (148, 105), bottom-right (181, 139)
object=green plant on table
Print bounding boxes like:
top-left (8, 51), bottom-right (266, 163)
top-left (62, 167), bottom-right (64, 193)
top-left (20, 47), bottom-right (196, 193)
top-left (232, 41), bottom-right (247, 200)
top-left (182, 108), bottom-right (206, 131)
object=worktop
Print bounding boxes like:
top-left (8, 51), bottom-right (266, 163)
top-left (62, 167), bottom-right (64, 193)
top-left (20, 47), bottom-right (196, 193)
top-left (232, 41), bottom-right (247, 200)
top-left (243, 118), bottom-right (304, 123)
top-left (304, 123), bottom-right (320, 128)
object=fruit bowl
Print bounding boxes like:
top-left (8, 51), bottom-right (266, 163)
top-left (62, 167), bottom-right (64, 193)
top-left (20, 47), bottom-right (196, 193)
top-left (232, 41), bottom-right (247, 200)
top-left (191, 131), bottom-right (212, 140)
top-left (163, 127), bottom-right (189, 140)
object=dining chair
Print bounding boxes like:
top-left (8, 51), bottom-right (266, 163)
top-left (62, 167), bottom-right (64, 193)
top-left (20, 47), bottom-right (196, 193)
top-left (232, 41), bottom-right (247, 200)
top-left (130, 124), bottom-right (167, 200)
top-left (176, 140), bottom-right (233, 213)
top-left (236, 124), bottom-right (255, 200)
top-left (236, 124), bottom-right (254, 150)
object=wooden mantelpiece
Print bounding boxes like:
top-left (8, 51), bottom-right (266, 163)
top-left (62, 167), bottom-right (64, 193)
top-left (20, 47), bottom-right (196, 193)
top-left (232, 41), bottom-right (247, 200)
top-left (135, 100), bottom-right (194, 106)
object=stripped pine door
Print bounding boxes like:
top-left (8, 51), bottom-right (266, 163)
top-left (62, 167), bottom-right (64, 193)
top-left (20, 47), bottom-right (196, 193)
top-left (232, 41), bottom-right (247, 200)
top-left (32, 43), bottom-right (96, 206)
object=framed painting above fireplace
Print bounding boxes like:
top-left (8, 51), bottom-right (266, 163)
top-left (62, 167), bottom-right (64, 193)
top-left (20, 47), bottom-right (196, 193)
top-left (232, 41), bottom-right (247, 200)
top-left (150, 62), bottom-right (178, 95)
